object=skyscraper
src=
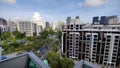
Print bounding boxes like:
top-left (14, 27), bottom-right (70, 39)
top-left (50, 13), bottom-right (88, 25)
top-left (93, 15), bottom-right (119, 25)
top-left (107, 15), bottom-right (119, 24)
top-left (66, 17), bottom-right (71, 24)
top-left (100, 16), bottom-right (108, 25)
top-left (92, 16), bottom-right (99, 24)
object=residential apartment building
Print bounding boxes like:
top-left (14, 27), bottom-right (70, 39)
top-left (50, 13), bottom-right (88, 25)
top-left (7, 20), bottom-right (17, 32)
top-left (32, 23), bottom-right (43, 36)
top-left (17, 21), bottom-right (33, 36)
top-left (17, 21), bottom-right (43, 36)
top-left (62, 16), bottom-right (120, 67)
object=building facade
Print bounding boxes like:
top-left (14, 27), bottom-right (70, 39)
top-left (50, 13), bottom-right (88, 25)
top-left (93, 15), bottom-right (119, 25)
top-left (17, 21), bottom-right (43, 36)
top-left (0, 17), bottom-right (9, 35)
top-left (45, 22), bottom-right (50, 28)
top-left (62, 16), bottom-right (120, 67)
top-left (32, 23), bottom-right (43, 36)
top-left (7, 20), bottom-right (17, 32)
top-left (66, 16), bottom-right (80, 24)
top-left (17, 21), bottom-right (33, 36)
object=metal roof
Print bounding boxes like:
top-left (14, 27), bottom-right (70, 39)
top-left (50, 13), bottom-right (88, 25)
top-left (0, 52), bottom-right (50, 68)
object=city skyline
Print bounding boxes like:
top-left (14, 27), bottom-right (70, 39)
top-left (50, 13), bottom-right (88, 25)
top-left (0, 0), bottom-right (120, 23)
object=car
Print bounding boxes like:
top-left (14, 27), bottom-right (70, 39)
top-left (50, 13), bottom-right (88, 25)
top-left (1, 56), bottom-right (7, 60)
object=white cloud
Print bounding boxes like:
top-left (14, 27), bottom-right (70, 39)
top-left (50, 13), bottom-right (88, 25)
top-left (78, 2), bottom-right (83, 7)
top-left (0, 0), bottom-right (16, 4)
top-left (32, 12), bottom-right (41, 21)
top-left (85, 0), bottom-right (109, 7)
top-left (32, 12), bottom-right (45, 28)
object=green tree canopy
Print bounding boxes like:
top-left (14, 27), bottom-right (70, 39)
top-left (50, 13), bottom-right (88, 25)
top-left (56, 30), bottom-right (62, 40)
top-left (46, 51), bottom-right (61, 68)
top-left (12, 31), bottom-right (25, 39)
top-left (61, 58), bottom-right (74, 68)
top-left (1, 31), bottom-right (10, 40)
top-left (10, 41), bottom-right (21, 48)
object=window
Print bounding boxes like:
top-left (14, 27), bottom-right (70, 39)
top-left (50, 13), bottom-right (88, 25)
top-left (76, 25), bottom-right (79, 27)
top-left (94, 35), bottom-right (97, 37)
top-left (76, 28), bottom-right (79, 30)
top-left (113, 50), bottom-right (117, 52)
top-left (71, 25), bottom-right (73, 27)
top-left (93, 42), bottom-right (97, 44)
top-left (86, 38), bottom-right (90, 40)
top-left (106, 46), bottom-right (109, 48)
top-left (105, 49), bottom-right (109, 52)
top-left (112, 60), bottom-right (115, 62)
top-left (94, 38), bottom-right (98, 41)
top-left (105, 56), bottom-right (108, 58)
top-left (104, 59), bottom-right (107, 61)
top-left (93, 45), bottom-right (96, 47)
top-left (105, 53), bottom-right (108, 55)
top-left (115, 36), bottom-right (119, 39)
top-left (114, 47), bottom-right (117, 49)
top-left (106, 43), bottom-right (110, 45)
top-left (76, 37), bottom-right (79, 39)
top-left (115, 40), bottom-right (119, 42)
top-left (111, 63), bottom-right (114, 66)
top-left (87, 35), bottom-right (91, 37)
top-left (93, 48), bottom-right (96, 50)
top-left (112, 57), bottom-right (116, 59)
top-left (107, 39), bottom-right (110, 42)
top-left (112, 54), bottom-right (116, 56)
top-left (114, 43), bottom-right (118, 45)
top-left (107, 36), bottom-right (111, 38)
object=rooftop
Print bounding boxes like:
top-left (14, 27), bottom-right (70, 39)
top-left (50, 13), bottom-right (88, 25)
top-left (0, 52), bottom-right (50, 68)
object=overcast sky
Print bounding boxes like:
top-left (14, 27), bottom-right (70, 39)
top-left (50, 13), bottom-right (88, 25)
top-left (0, 0), bottom-right (120, 23)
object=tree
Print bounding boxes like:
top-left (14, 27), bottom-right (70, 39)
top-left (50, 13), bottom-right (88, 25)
top-left (40, 28), bottom-right (55, 39)
top-left (40, 30), bottom-right (49, 39)
top-left (12, 31), bottom-right (25, 39)
top-left (56, 30), bottom-right (62, 40)
top-left (10, 41), bottom-right (20, 48)
top-left (46, 51), bottom-right (61, 68)
top-left (7, 46), bottom-right (15, 54)
top-left (1, 31), bottom-right (10, 40)
top-left (52, 45), bottom-right (58, 52)
top-left (24, 44), bottom-right (33, 52)
top-left (61, 58), bottom-right (74, 68)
